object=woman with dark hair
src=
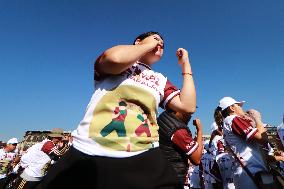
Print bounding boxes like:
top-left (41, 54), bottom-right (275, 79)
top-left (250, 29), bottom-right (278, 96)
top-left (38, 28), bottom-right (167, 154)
top-left (36, 31), bottom-right (196, 189)
top-left (214, 97), bottom-right (279, 189)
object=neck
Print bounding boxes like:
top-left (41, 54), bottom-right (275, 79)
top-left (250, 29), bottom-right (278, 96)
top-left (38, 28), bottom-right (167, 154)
top-left (138, 58), bottom-right (152, 67)
top-left (4, 147), bottom-right (9, 152)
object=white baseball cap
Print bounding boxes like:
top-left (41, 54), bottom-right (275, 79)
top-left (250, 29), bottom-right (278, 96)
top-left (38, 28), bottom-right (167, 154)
top-left (219, 97), bottom-right (245, 111)
top-left (7, 138), bottom-right (18, 144)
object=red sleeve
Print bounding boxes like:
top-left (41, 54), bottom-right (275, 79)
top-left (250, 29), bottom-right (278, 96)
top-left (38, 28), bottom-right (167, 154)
top-left (94, 54), bottom-right (104, 81)
top-left (231, 117), bottom-right (258, 141)
top-left (217, 140), bottom-right (224, 154)
top-left (171, 129), bottom-right (199, 155)
top-left (113, 107), bottom-right (120, 114)
top-left (159, 80), bottom-right (180, 109)
top-left (41, 141), bottom-right (55, 154)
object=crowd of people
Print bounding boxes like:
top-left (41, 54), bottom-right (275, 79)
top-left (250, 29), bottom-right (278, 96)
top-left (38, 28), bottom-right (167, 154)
top-left (1, 31), bottom-right (284, 189)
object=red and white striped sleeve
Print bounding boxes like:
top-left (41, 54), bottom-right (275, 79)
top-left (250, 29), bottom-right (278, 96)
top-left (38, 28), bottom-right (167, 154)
top-left (160, 80), bottom-right (180, 109)
top-left (171, 129), bottom-right (199, 156)
top-left (231, 116), bottom-right (258, 141)
top-left (41, 141), bottom-right (62, 156)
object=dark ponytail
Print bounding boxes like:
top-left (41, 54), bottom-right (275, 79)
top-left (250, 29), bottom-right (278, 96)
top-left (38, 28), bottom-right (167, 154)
top-left (214, 106), bottom-right (232, 128)
top-left (214, 107), bottom-right (224, 127)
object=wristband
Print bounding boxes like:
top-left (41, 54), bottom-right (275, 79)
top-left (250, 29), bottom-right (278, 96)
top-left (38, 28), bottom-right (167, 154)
top-left (182, 72), bottom-right (193, 76)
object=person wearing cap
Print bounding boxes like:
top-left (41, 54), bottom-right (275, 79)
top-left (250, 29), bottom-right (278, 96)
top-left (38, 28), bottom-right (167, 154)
top-left (0, 138), bottom-right (18, 188)
top-left (214, 97), bottom-right (276, 189)
top-left (7, 128), bottom-right (68, 189)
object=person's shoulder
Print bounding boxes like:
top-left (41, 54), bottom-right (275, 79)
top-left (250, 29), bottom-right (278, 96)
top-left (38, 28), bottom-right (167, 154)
top-left (224, 115), bottom-right (237, 125)
top-left (212, 135), bottom-right (222, 143)
top-left (43, 140), bottom-right (55, 147)
top-left (0, 148), bottom-right (5, 156)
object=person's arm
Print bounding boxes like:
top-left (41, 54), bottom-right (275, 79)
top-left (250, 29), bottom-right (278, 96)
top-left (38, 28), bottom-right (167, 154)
top-left (272, 155), bottom-right (284, 162)
top-left (171, 119), bottom-right (203, 165)
top-left (231, 114), bottom-right (267, 145)
top-left (41, 141), bottom-right (66, 161)
top-left (251, 121), bottom-right (267, 145)
top-left (247, 109), bottom-right (268, 145)
top-left (189, 119), bottom-right (203, 165)
top-left (96, 35), bottom-right (162, 75)
top-left (167, 48), bottom-right (196, 114)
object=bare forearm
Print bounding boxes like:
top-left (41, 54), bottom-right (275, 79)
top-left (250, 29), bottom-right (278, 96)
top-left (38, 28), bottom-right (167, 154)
top-left (190, 128), bottom-right (203, 165)
top-left (255, 121), bottom-right (266, 134)
top-left (179, 61), bottom-right (196, 113)
top-left (99, 44), bottom-right (154, 74)
top-left (253, 121), bottom-right (268, 144)
top-left (196, 128), bottom-right (203, 150)
top-left (274, 155), bottom-right (284, 161)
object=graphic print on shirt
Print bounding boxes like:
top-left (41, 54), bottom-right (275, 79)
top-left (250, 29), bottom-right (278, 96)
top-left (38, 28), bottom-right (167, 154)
top-left (89, 85), bottom-right (158, 152)
top-left (0, 151), bottom-right (15, 175)
top-left (0, 160), bottom-right (10, 175)
top-left (135, 113), bottom-right (151, 137)
top-left (100, 101), bottom-right (128, 137)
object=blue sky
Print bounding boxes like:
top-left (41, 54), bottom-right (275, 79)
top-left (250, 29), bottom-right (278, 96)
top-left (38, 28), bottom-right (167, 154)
top-left (0, 0), bottom-right (283, 141)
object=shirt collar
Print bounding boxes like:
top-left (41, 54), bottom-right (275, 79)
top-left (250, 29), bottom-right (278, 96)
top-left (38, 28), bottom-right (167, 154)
top-left (137, 61), bottom-right (152, 70)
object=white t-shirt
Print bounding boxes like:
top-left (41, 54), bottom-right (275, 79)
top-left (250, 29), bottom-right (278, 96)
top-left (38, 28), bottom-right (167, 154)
top-left (210, 135), bottom-right (223, 157)
top-left (72, 61), bottom-right (180, 158)
top-left (0, 148), bottom-right (16, 179)
top-left (201, 152), bottom-right (216, 185)
top-left (223, 115), bottom-right (267, 175)
top-left (215, 152), bottom-right (236, 189)
top-left (188, 165), bottom-right (201, 188)
top-left (20, 140), bottom-right (53, 181)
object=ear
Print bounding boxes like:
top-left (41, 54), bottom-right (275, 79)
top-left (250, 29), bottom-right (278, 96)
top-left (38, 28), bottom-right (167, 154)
top-left (134, 39), bottom-right (141, 45)
top-left (228, 105), bottom-right (235, 113)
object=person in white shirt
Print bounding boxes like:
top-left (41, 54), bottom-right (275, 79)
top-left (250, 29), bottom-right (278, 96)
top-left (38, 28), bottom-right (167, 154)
top-left (188, 163), bottom-right (202, 189)
top-left (36, 31), bottom-right (197, 189)
top-left (212, 139), bottom-right (236, 189)
top-left (209, 113), bottom-right (224, 158)
top-left (0, 138), bottom-right (18, 188)
top-left (214, 97), bottom-right (277, 189)
top-left (200, 143), bottom-right (218, 189)
top-left (8, 128), bottom-right (67, 189)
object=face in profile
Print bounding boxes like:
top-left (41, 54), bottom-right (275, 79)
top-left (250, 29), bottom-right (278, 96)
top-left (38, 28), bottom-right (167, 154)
top-left (7, 143), bottom-right (17, 152)
top-left (231, 103), bottom-right (245, 116)
top-left (52, 137), bottom-right (62, 145)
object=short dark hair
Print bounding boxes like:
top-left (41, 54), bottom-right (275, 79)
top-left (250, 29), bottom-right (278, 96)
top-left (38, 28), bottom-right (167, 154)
top-left (133, 31), bottom-right (164, 45)
top-left (119, 101), bottom-right (127, 106)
